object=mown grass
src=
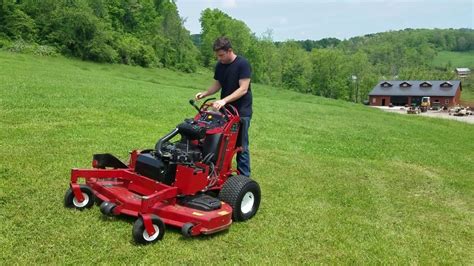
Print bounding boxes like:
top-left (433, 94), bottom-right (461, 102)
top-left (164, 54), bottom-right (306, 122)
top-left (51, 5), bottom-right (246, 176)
top-left (1, 51), bottom-right (473, 264)
top-left (433, 50), bottom-right (474, 69)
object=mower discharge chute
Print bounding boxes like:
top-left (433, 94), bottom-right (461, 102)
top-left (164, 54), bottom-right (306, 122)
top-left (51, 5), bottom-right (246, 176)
top-left (64, 99), bottom-right (261, 244)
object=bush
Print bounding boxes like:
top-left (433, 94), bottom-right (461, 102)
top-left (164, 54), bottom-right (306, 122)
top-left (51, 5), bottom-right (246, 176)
top-left (116, 35), bottom-right (158, 67)
top-left (46, 7), bottom-right (118, 62)
top-left (0, 38), bottom-right (11, 49)
top-left (138, 44), bottom-right (158, 68)
top-left (33, 45), bottom-right (58, 56)
top-left (0, 7), bottom-right (37, 41)
top-left (6, 39), bottom-right (58, 56)
top-left (8, 39), bottom-right (32, 53)
top-left (87, 36), bottom-right (118, 63)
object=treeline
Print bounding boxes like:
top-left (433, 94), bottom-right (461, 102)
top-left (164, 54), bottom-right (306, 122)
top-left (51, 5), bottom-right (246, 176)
top-left (1, 2), bottom-right (473, 102)
top-left (198, 9), bottom-right (473, 102)
top-left (0, 0), bottom-right (199, 72)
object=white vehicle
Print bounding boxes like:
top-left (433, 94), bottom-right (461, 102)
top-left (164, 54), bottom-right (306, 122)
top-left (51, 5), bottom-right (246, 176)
top-left (449, 106), bottom-right (468, 116)
top-left (466, 107), bottom-right (472, 115)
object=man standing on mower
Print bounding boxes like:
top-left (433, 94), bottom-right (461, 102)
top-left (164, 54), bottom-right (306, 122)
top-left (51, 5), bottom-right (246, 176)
top-left (195, 37), bottom-right (253, 177)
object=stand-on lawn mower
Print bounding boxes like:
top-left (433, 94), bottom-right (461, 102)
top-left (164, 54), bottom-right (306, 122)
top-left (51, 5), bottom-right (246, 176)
top-left (64, 99), bottom-right (261, 244)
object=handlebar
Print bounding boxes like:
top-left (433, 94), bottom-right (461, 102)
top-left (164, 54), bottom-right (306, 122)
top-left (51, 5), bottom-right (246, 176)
top-left (189, 98), bottom-right (238, 121)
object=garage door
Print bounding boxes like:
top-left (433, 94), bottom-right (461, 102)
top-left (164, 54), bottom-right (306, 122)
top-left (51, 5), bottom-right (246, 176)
top-left (390, 96), bottom-right (408, 106)
top-left (411, 97), bottom-right (422, 106)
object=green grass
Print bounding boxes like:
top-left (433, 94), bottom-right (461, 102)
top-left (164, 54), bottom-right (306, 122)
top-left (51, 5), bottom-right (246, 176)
top-left (433, 50), bottom-right (474, 69)
top-left (462, 88), bottom-right (474, 102)
top-left (1, 51), bottom-right (473, 264)
top-left (431, 50), bottom-right (474, 102)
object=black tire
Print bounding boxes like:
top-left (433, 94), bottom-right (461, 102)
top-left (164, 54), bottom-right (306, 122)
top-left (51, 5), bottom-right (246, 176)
top-left (181, 223), bottom-right (194, 238)
top-left (100, 201), bottom-right (116, 216)
top-left (219, 175), bottom-right (261, 222)
top-left (132, 215), bottom-right (165, 244)
top-left (95, 197), bottom-right (104, 206)
top-left (64, 185), bottom-right (95, 210)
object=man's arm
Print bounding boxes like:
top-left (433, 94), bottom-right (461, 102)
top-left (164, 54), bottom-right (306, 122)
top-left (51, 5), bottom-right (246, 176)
top-left (196, 80), bottom-right (221, 100)
top-left (213, 78), bottom-right (250, 109)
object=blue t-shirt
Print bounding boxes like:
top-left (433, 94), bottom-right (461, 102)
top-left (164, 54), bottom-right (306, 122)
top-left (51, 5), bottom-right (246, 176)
top-left (213, 56), bottom-right (252, 117)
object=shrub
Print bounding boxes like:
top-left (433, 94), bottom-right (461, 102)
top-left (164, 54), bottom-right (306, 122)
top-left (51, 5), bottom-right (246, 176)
top-left (116, 35), bottom-right (158, 67)
top-left (0, 38), bottom-right (11, 49)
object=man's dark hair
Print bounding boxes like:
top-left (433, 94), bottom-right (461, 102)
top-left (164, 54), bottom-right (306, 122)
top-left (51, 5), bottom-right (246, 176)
top-left (213, 37), bottom-right (232, 51)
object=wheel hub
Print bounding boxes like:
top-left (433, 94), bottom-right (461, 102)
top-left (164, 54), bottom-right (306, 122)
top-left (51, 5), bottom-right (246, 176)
top-left (241, 191), bottom-right (255, 214)
top-left (143, 225), bottom-right (160, 241)
top-left (72, 193), bottom-right (89, 208)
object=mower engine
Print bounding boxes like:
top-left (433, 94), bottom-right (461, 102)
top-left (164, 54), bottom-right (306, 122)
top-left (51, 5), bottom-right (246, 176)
top-left (161, 142), bottom-right (202, 163)
top-left (135, 115), bottom-right (221, 188)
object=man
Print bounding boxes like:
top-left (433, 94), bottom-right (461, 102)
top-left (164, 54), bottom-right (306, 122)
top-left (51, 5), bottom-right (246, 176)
top-left (195, 37), bottom-right (253, 177)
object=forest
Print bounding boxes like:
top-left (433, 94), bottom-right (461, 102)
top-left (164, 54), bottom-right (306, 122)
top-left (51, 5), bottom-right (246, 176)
top-left (1, 1), bottom-right (473, 102)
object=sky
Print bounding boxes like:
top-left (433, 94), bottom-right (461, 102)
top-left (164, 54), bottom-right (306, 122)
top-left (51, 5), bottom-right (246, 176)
top-left (175, 0), bottom-right (474, 41)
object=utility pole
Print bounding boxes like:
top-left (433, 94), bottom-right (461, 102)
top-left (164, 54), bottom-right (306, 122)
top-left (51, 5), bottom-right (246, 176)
top-left (352, 75), bottom-right (358, 103)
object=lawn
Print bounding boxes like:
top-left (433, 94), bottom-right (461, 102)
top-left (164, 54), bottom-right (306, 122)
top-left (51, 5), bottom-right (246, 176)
top-left (1, 51), bottom-right (473, 264)
top-left (432, 50), bottom-right (474, 69)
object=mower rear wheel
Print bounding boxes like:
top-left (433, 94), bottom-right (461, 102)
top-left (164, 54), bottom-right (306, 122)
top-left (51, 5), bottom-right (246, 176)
top-left (132, 215), bottom-right (165, 244)
top-left (219, 175), bottom-right (261, 222)
top-left (181, 223), bottom-right (194, 238)
top-left (100, 201), bottom-right (116, 216)
top-left (64, 185), bottom-right (95, 210)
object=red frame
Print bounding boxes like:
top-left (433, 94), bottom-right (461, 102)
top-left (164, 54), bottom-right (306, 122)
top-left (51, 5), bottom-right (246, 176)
top-left (69, 104), bottom-right (241, 236)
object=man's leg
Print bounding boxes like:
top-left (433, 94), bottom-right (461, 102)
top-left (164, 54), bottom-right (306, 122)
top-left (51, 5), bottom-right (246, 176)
top-left (237, 116), bottom-right (251, 177)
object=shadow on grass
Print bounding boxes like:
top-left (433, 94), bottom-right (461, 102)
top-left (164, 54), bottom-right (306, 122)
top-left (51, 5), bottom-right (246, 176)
top-left (91, 206), bottom-right (230, 245)
top-left (177, 228), bottom-right (230, 242)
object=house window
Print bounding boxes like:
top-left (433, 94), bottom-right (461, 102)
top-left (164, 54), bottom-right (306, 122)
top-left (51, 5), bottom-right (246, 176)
top-left (440, 81), bottom-right (453, 87)
top-left (372, 98), bottom-right (376, 103)
top-left (400, 81), bottom-right (412, 87)
top-left (381, 82), bottom-right (392, 87)
top-left (420, 81), bottom-right (432, 87)
top-left (445, 99), bottom-right (449, 104)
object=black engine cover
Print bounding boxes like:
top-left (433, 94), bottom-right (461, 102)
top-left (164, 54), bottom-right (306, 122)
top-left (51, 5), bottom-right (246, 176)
top-left (177, 121), bottom-right (206, 140)
top-left (180, 194), bottom-right (222, 211)
top-left (135, 153), bottom-right (175, 185)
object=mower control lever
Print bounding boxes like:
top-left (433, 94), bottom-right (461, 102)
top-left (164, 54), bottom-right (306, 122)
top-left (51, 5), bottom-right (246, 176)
top-left (189, 99), bottom-right (201, 113)
top-left (194, 98), bottom-right (229, 121)
top-left (201, 97), bottom-right (216, 108)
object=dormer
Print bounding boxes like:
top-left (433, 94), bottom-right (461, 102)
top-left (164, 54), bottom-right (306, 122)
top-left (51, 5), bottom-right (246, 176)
top-left (440, 81), bottom-right (453, 87)
top-left (420, 81), bottom-right (432, 88)
top-left (380, 81), bottom-right (392, 87)
top-left (399, 81), bottom-right (412, 88)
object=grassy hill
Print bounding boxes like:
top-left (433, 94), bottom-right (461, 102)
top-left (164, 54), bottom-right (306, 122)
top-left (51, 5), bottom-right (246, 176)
top-left (433, 51), bottom-right (474, 69)
top-left (431, 50), bottom-right (474, 103)
top-left (0, 51), bottom-right (473, 264)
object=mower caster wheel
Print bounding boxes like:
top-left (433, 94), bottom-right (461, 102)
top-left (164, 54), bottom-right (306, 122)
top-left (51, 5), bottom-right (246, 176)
top-left (100, 202), bottom-right (116, 216)
top-left (219, 175), bottom-right (261, 222)
top-left (64, 185), bottom-right (95, 210)
top-left (181, 223), bottom-right (194, 238)
top-left (132, 215), bottom-right (165, 245)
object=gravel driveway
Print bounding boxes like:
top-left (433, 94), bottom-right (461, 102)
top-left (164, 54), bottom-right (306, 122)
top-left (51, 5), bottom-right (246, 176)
top-left (371, 106), bottom-right (474, 124)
